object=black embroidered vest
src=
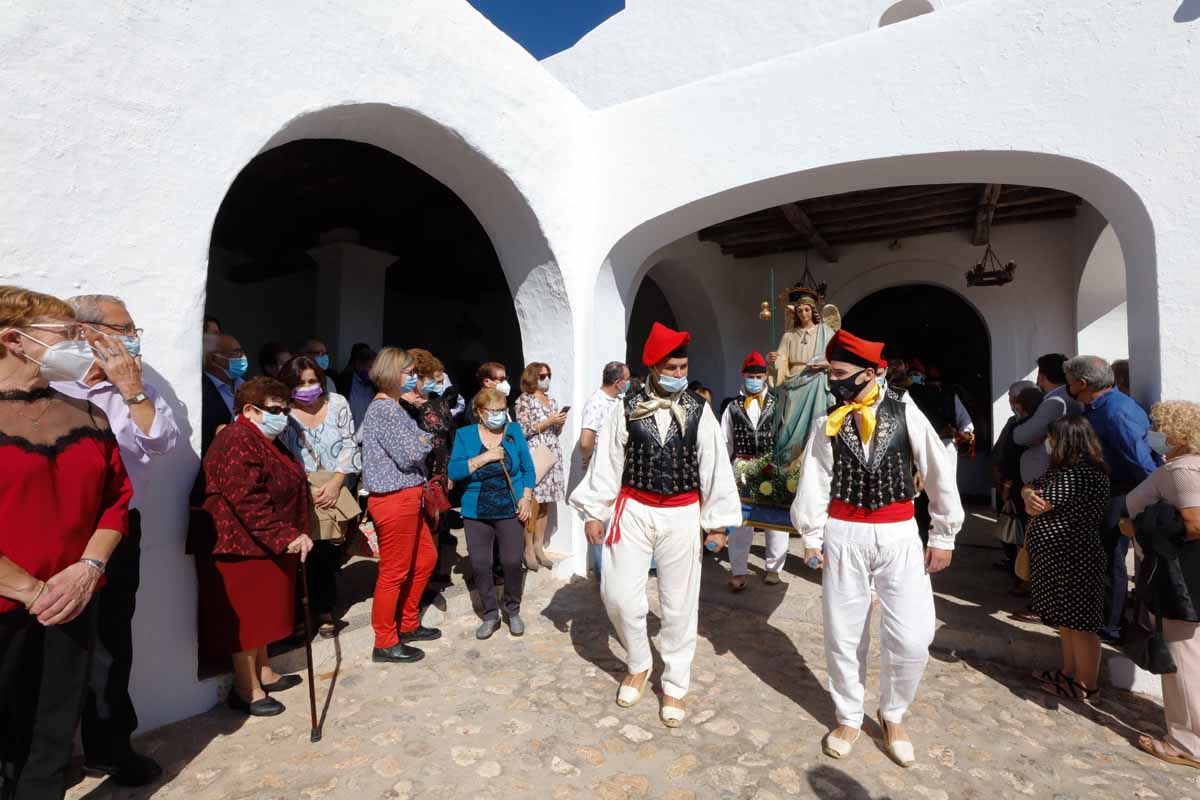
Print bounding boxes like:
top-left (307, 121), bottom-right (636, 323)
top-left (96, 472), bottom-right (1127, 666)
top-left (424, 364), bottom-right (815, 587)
top-left (830, 391), bottom-right (916, 510)
top-left (728, 391), bottom-right (776, 459)
top-left (621, 388), bottom-right (704, 495)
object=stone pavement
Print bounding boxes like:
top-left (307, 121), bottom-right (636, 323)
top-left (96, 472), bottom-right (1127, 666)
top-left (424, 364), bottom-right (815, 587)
top-left (68, 520), bottom-right (1196, 800)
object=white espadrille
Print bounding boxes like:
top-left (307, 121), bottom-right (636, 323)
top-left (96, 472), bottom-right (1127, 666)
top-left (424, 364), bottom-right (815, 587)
top-left (878, 712), bottom-right (916, 768)
top-left (660, 698), bottom-right (686, 728)
top-left (616, 673), bottom-right (649, 708)
top-left (822, 727), bottom-right (862, 759)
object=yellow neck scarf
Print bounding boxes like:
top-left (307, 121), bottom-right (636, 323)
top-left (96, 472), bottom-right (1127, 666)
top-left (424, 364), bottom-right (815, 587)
top-left (825, 383), bottom-right (881, 442)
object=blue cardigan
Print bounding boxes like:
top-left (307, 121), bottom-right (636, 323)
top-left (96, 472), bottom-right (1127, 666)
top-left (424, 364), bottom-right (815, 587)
top-left (448, 421), bottom-right (536, 519)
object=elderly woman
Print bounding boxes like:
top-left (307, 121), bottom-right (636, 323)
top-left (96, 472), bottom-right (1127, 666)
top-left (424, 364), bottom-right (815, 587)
top-left (1125, 400), bottom-right (1200, 768)
top-left (514, 362), bottom-right (567, 571)
top-left (0, 286), bottom-right (132, 797)
top-left (279, 356), bottom-right (360, 638)
top-left (360, 347), bottom-right (436, 664)
top-left (449, 388), bottom-right (535, 639)
top-left (190, 376), bottom-right (313, 717)
top-left (401, 348), bottom-right (457, 583)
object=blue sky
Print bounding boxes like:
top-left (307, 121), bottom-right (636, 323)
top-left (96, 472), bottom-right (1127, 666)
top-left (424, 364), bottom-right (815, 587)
top-left (467, 0), bottom-right (624, 59)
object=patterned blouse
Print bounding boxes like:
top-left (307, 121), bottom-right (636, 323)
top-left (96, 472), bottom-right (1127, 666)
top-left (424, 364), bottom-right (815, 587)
top-left (401, 395), bottom-right (454, 484)
top-left (515, 392), bottom-right (566, 503)
top-left (473, 443), bottom-right (518, 520)
top-left (360, 398), bottom-right (432, 494)
top-left (281, 392), bottom-right (361, 477)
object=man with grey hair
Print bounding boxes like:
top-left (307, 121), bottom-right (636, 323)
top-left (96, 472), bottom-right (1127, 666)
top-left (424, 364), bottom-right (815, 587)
top-left (578, 360), bottom-right (630, 575)
top-left (52, 294), bottom-right (179, 786)
top-left (1060, 354), bottom-right (1157, 641)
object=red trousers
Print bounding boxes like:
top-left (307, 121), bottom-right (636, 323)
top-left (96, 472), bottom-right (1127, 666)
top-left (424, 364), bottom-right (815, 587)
top-left (368, 486), bottom-right (436, 649)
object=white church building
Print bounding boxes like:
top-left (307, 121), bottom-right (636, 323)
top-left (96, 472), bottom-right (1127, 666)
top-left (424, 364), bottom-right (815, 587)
top-left (2, 0), bottom-right (1198, 731)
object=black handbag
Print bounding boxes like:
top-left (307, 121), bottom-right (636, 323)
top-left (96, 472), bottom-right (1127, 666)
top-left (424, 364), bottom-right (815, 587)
top-left (1120, 558), bottom-right (1178, 675)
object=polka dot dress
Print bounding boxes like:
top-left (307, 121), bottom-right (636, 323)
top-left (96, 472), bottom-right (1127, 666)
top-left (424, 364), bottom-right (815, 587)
top-left (1026, 461), bottom-right (1111, 632)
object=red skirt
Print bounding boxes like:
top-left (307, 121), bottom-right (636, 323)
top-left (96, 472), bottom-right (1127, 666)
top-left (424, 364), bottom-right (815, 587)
top-left (196, 554), bottom-right (297, 659)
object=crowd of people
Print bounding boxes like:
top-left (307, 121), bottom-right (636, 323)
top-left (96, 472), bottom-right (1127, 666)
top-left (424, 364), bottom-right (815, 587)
top-left (4, 277), bottom-right (1200, 798)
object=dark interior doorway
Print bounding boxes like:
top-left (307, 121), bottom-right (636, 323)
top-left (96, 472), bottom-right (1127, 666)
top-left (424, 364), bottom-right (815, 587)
top-left (206, 138), bottom-right (522, 395)
top-left (843, 284), bottom-right (992, 495)
top-left (625, 276), bottom-right (679, 378)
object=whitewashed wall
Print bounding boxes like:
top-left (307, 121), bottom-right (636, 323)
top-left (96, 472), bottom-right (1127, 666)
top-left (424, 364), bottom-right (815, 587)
top-left (1076, 225), bottom-right (1130, 363)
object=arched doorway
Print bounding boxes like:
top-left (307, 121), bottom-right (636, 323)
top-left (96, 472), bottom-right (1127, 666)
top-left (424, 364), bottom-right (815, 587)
top-left (843, 283), bottom-right (992, 497)
top-left (625, 275), bottom-right (678, 374)
top-left (206, 138), bottom-right (523, 395)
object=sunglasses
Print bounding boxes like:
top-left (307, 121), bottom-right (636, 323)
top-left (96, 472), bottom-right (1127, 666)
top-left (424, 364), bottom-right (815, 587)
top-left (255, 404), bottom-right (291, 416)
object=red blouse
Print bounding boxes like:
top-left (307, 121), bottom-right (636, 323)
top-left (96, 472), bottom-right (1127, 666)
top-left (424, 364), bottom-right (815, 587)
top-left (189, 416), bottom-right (310, 558)
top-left (0, 412), bottom-right (132, 615)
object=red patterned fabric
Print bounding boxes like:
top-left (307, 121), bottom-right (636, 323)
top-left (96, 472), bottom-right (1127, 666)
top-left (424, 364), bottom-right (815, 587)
top-left (190, 416), bottom-right (310, 558)
top-left (0, 423), bottom-right (131, 614)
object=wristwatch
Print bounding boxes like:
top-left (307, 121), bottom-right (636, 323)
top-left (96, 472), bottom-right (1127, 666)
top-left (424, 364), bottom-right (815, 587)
top-left (79, 557), bottom-right (106, 574)
top-left (123, 392), bottom-right (148, 405)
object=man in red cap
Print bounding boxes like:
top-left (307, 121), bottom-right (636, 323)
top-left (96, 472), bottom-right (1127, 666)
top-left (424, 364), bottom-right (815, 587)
top-left (570, 322), bottom-right (741, 727)
top-left (719, 351), bottom-right (789, 590)
top-left (789, 328), bottom-right (964, 767)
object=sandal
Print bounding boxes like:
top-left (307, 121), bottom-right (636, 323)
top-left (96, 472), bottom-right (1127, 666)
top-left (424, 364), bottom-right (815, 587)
top-left (1136, 735), bottom-right (1200, 769)
top-left (822, 726), bottom-right (862, 759)
top-left (1038, 673), bottom-right (1099, 702)
top-left (877, 712), bottom-right (915, 768)
top-left (1032, 669), bottom-right (1065, 686)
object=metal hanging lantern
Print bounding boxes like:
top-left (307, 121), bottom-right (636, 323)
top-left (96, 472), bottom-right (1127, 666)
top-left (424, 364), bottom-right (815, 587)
top-left (966, 243), bottom-right (1016, 287)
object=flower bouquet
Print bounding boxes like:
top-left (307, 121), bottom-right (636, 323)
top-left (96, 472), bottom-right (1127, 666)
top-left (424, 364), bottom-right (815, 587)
top-left (734, 456), bottom-right (800, 532)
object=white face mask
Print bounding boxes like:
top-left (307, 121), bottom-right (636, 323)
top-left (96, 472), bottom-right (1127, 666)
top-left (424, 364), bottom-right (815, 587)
top-left (537, 378), bottom-right (550, 392)
top-left (495, 380), bottom-right (511, 397)
top-left (1044, 439), bottom-right (1053, 455)
top-left (1147, 430), bottom-right (1171, 456)
top-left (10, 330), bottom-right (95, 383)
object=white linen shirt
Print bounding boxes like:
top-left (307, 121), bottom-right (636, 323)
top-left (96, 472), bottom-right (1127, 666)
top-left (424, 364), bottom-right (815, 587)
top-left (789, 390), bottom-right (964, 551)
top-left (569, 398), bottom-right (744, 532)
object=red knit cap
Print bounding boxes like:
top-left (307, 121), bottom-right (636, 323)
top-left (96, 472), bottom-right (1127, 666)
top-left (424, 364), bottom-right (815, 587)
top-left (741, 351), bottom-right (767, 373)
top-left (825, 329), bottom-right (885, 370)
top-left (642, 322), bottom-right (692, 368)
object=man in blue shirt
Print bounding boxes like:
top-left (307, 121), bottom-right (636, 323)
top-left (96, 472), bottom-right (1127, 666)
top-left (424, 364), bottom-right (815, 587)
top-left (1066, 355), bottom-right (1157, 641)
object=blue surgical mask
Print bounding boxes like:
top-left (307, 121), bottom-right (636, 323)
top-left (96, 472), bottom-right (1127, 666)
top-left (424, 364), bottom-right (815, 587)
top-left (120, 336), bottom-right (141, 358)
top-left (421, 379), bottom-right (445, 396)
top-left (314, 354), bottom-right (330, 371)
top-left (225, 355), bottom-right (249, 379)
top-left (254, 409), bottom-right (289, 438)
top-left (909, 373), bottom-right (925, 386)
top-left (744, 377), bottom-right (765, 395)
top-left (1148, 430), bottom-right (1171, 456)
top-left (485, 410), bottom-right (507, 430)
top-left (617, 382), bottom-right (629, 398)
top-left (658, 374), bottom-right (689, 394)
top-left (402, 374), bottom-right (419, 393)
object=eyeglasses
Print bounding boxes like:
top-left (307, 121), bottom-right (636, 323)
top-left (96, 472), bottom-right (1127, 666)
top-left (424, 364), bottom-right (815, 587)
top-left (255, 404), bottom-right (291, 416)
top-left (537, 373), bottom-right (550, 380)
top-left (27, 322), bottom-right (83, 340)
top-left (83, 321), bottom-right (143, 338)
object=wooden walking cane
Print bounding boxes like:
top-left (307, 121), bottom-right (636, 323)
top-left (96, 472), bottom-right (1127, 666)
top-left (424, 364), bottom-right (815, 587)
top-left (299, 560), bottom-right (321, 742)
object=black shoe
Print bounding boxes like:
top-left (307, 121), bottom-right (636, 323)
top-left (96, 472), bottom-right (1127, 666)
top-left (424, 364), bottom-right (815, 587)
top-left (82, 752), bottom-right (163, 787)
top-left (260, 673), bottom-right (303, 693)
top-left (372, 643), bottom-right (425, 663)
top-left (227, 691), bottom-right (285, 717)
top-left (400, 626), bottom-right (442, 643)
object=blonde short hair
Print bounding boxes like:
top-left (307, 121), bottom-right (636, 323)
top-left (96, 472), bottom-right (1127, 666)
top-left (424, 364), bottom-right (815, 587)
top-left (1150, 400), bottom-right (1200, 454)
top-left (0, 285), bottom-right (75, 329)
top-left (369, 347), bottom-right (413, 394)
top-left (473, 387), bottom-right (507, 415)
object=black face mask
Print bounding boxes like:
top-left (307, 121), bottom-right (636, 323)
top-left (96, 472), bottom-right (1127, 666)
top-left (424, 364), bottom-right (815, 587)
top-left (829, 369), bottom-right (868, 403)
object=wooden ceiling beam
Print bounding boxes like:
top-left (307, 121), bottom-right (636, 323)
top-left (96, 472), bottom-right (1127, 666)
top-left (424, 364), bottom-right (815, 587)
top-left (779, 202), bottom-right (838, 262)
top-left (818, 203), bottom-right (977, 236)
top-left (993, 198), bottom-right (1081, 220)
top-left (713, 228), bottom-right (809, 247)
top-left (826, 220), bottom-right (982, 246)
top-left (806, 188), bottom-right (978, 226)
top-left (992, 208), bottom-right (1079, 226)
top-left (972, 183), bottom-right (1003, 246)
top-left (821, 211), bottom-right (976, 240)
top-left (800, 183), bottom-right (974, 214)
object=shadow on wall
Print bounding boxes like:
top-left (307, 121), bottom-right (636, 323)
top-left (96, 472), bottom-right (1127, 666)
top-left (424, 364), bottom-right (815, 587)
top-left (1178, 0), bottom-right (1200, 23)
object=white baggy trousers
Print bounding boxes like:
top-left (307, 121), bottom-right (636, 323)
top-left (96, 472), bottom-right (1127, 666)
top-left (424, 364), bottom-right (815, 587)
top-left (822, 516), bottom-right (935, 728)
top-left (728, 526), bottom-right (789, 576)
top-left (600, 496), bottom-right (702, 699)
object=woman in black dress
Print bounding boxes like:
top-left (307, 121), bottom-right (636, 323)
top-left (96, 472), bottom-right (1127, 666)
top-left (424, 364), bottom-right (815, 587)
top-left (1021, 414), bottom-right (1110, 701)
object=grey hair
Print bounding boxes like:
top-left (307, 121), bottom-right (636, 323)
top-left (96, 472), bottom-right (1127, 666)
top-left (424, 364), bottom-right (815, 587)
top-left (601, 360), bottom-right (627, 386)
top-left (1007, 380), bottom-right (1037, 400)
top-left (67, 294), bottom-right (126, 323)
top-left (1065, 355), bottom-right (1115, 390)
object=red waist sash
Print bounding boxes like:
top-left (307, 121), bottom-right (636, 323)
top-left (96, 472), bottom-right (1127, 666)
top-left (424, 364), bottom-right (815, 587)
top-left (828, 498), bottom-right (914, 524)
top-left (607, 487), bottom-right (701, 546)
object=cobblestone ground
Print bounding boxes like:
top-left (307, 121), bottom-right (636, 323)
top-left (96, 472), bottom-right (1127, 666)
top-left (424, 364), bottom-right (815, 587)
top-left (68, 569), bottom-right (1197, 800)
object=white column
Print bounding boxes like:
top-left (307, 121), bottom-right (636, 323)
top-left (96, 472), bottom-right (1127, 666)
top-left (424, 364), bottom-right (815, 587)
top-left (308, 234), bottom-right (397, 365)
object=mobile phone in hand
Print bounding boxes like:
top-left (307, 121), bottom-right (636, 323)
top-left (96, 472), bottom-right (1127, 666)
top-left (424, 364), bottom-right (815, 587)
top-left (560, 406), bottom-right (571, 414)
